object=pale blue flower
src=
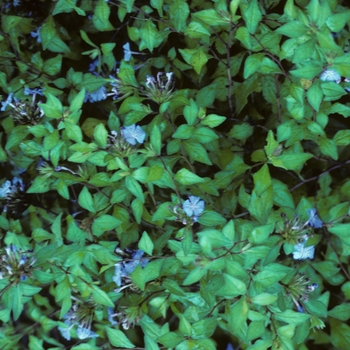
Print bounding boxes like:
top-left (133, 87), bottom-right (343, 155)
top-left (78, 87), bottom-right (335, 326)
top-left (108, 307), bottom-right (118, 326)
top-left (122, 124), bottom-right (146, 145)
top-left (182, 196), bottom-right (205, 217)
top-left (85, 86), bottom-right (107, 103)
top-left (226, 344), bottom-right (234, 350)
top-left (320, 69), bottom-right (341, 83)
top-left (112, 263), bottom-right (122, 286)
top-left (58, 320), bottom-right (74, 341)
top-left (123, 42), bottom-right (132, 62)
top-left (76, 325), bottom-right (99, 339)
top-left (30, 27), bottom-right (41, 43)
top-left (24, 87), bottom-right (44, 96)
top-left (306, 208), bottom-right (323, 228)
top-left (292, 241), bottom-right (315, 260)
top-left (0, 181), bottom-right (12, 197)
top-left (113, 249), bottom-right (149, 287)
top-left (1, 93), bottom-right (14, 111)
top-left (89, 58), bottom-right (99, 73)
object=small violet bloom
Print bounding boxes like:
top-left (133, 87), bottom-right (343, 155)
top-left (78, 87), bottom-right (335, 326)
top-left (320, 69), bottom-right (341, 83)
top-left (121, 124), bottom-right (146, 145)
top-left (306, 208), bottom-right (323, 228)
top-left (30, 27), bottom-right (42, 43)
top-left (182, 196), bottom-right (205, 217)
top-left (292, 240), bottom-right (315, 260)
top-left (226, 344), bottom-right (235, 350)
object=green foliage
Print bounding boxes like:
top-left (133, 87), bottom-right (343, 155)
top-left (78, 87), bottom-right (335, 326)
top-left (1, 0), bottom-right (350, 349)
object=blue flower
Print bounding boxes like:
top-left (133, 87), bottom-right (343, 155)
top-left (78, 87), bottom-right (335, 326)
top-left (226, 344), bottom-right (235, 350)
top-left (123, 42), bottom-right (132, 62)
top-left (30, 27), bottom-right (41, 43)
top-left (0, 181), bottom-right (12, 197)
top-left (320, 69), bottom-right (341, 83)
top-left (89, 58), bottom-right (100, 73)
top-left (182, 196), bottom-right (205, 217)
top-left (121, 124), bottom-right (146, 145)
top-left (1, 93), bottom-right (14, 111)
top-left (306, 208), bottom-right (323, 228)
top-left (108, 307), bottom-right (118, 326)
top-left (113, 249), bottom-right (149, 287)
top-left (85, 86), bottom-right (107, 103)
top-left (76, 325), bottom-right (99, 340)
top-left (24, 87), bottom-right (44, 96)
top-left (292, 241), bottom-right (315, 260)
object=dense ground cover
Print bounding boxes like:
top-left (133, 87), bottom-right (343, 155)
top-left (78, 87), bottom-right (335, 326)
top-left (1, 0), bottom-right (350, 349)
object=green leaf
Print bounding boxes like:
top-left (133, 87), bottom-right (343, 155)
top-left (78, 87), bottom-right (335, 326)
top-left (185, 21), bottom-right (210, 38)
top-left (43, 55), bottom-right (62, 76)
top-left (106, 327), bottom-right (135, 348)
top-left (252, 293), bottom-right (278, 305)
top-left (276, 21), bottom-right (309, 38)
top-left (307, 81), bottom-right (323, 111)
top-left (70, 88), bottom-right (86, 113)
top-left (11, 285), bottom-right (23, 321)
top-left (322, 82), bottom-right (347, 101)
top-left (138, 231), bottom-right (154, 255)
top-left (193, 9), bottom-right (228, 26)
top-left (140, 20), bottom-right (157, 52)
top-left (93, 0), bottom-right (114, 31)
top-left (78, 187), bottom-right (96, 213)
top-left (183, 141), bottom-right (212, 165)
top-left (217, 274), bottom-right (247, 297)
top-left (64, 121), bottom-right (83, 143)
top-left (169, 0), bottom-right (189, 31)
top-left (249, 224), bottom-right (274, 244)
top-left (157, 332), bottom-right (185, 347)
top-left (150, 125), bottom-right (162, 155)
top-left (334, 130), bottom-right (350, 146)
top-left (91, 215), bottom-right (122, 237)
top-left (179, 48), bottom-right (209, 75)
top-left (175, 168), bottom-right (204, 185)
top-left (183, 99), bottom-right (198, 126)
top-left (90, 285), bottom-right (114, 307)
top-left (244, 53), bottom-right (264, 79)
top-left (242, 0), bottom-right (262, 34)
top-left (330, 319), bottom-right (350, 349)
top-left (201, 114), bottom-right (226, 128)
top-left (38, 93), bottom-right (63, 119)
top-left (126, 176), bottom-right (145, 202)
top-left (93, 123), bottom-right (108, 149)
top-left (198, 212), bottom-right (226, 226)
top-left (319, 137), bottom-right (338, 160)
top-left (41, 16), bottom-right (70, 53)
top-left (274, 310), bottom-right (310, 325)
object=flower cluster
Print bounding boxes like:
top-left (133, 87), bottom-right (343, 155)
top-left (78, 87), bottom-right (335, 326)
top-left (171, 196), bottom-right (205, 225)
top-left (1, 91), bottom-right (44, 125)
top-left (320, 69), bottom-right (341, 83)
top-left (0, 177), bottom-right (28, 217)
top-left (278, 208), bottom-right (322, 246)
top-left (292, 238), bottom-right (315, 260)
top-left (113, 248), bottom-right (149, 292)
top-left (320, 69), bottom-right (350, 93)
top-left (58, 299), bottom-right (99, 341)
top-left (143, 72), bottom-right (175, 104)
top-left (0, 245), bottom-right (36, 282)
top-left (106, 124), bottom-right (146, 158)
top-left (283, 273), bottom-right (318, 313)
